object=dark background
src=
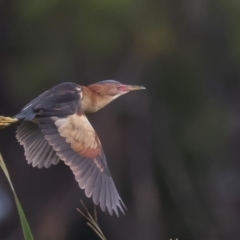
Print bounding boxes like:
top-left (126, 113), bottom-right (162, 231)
top-left (1, 0), bottom-right (240, 240)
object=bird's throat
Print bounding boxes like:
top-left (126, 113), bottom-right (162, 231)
top-left (81, 86), bottom-right (115, 113)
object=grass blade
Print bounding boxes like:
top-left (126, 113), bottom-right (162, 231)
top-left (0, 153), bottom-right (34, 240)
top-left (77, 200), bottom-right (107, 240)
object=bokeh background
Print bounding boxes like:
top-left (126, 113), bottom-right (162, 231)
top-left (1, 0), bottom-right (240, 239)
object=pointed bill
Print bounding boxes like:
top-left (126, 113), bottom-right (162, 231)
top-left (125, 85), bottom-right (146, 91)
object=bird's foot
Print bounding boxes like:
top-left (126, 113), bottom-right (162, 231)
top-left (0, 116), bottom-right (18, 129)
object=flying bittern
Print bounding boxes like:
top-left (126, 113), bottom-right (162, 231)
top-left (0, 80), bottom-right (145, 216)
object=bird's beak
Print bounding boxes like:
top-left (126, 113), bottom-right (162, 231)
top-left (125, 85), bottom-right (146, 91)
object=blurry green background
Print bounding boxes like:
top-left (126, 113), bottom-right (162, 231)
top-left (1, 0), bottom-right (240, 239)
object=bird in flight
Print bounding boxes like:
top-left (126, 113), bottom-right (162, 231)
top-left (0, 80), bottom-right (145, 216)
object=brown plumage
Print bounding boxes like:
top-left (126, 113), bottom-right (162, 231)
top-left (2, 80), bottom-right (145, 216)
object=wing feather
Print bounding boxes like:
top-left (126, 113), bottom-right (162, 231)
top-left (85, 166), bottom-right (98, 198)
top-left (106, 177), bottom-right (113, 215)
top-left (92, 170), bottom-right (103, 206)
top-left (100, 176), bottom-right (107, 212)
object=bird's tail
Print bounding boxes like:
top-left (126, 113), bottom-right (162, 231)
top-left (0, 116), bottom-right (19, 129)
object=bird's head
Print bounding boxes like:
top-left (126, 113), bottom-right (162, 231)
top-left (82, 80), bottom-right (146, 113)
top-left (88, 80), bottom-right (146, 97)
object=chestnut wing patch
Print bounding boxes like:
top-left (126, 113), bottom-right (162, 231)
top-left (38, 110), bottom-right (126, 216)
top-left (54, 114), bottom-right (100, 159)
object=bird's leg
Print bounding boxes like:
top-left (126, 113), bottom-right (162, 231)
top-left (0, 116), bottom-right (19, 129)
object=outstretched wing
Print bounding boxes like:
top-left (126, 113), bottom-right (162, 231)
top-left (16, 82), bottom-right (126, 216)
top-left (40, 113), bottom-right (126, 216)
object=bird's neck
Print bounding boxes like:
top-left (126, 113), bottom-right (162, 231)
top-left (81, 86), bottom-right (115, 113)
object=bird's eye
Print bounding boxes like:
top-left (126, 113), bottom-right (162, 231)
top-left (117, 85), bottom-right (128, 92)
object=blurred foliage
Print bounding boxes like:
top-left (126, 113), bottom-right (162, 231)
top-left (1, 0), bottom-right (240, 239)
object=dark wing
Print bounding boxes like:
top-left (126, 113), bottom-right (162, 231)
top-left (16, 82), bottom-right (126, 216)
top-left (16, 121), bottom-right (60, 168)
top-left (14, 82), bottom-right (81, 121)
